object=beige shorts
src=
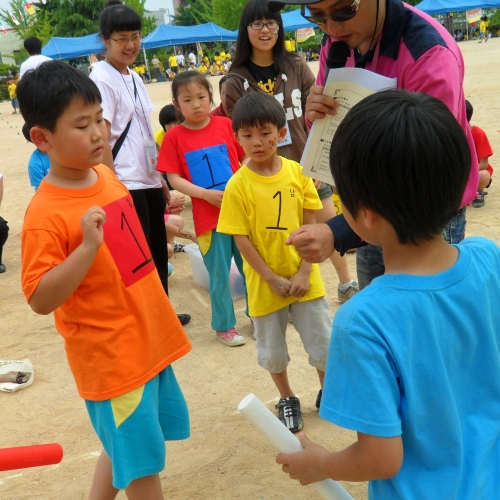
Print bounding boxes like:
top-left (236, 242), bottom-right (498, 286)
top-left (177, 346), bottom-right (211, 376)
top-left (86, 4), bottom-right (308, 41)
top-left (251, 297), bottom-right (331, 373)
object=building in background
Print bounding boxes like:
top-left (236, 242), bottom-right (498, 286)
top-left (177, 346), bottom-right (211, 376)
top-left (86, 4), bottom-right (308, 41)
top-left (0, 29), bottom-right (23, 66)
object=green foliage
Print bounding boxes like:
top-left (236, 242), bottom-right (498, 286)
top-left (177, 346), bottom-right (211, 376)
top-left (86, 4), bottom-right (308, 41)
top-left (174, 0), bottom-right (213, 26)
top-left (488, 8), bottom-right (500, 30)
top-left (0, 0), bottom-right (157, 48)
top-left (211, 0), bottom-right (246, 30)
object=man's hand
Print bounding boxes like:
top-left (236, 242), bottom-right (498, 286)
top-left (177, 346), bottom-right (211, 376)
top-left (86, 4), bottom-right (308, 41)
top-left (276, 433), bottom-right (331, 485)
top-left (286, 224), bottom-right (334, 263)
top-left (305, 85), bottom-right (339, 123)
top-left (81, 206), bottom-right (106, 252)
top-left (203, 189), bottom-right (224, 208)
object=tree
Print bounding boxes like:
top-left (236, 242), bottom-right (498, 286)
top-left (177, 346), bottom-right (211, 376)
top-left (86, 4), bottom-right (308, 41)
top-left (211, 0), bottom-right (245, 30)
top-left (56, 0), bottom-right (103, 37)
top-left (174, 0), bottom-right (213, 26)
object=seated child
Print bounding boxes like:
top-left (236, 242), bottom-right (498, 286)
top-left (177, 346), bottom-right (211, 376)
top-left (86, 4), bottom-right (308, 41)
top-left (276, 90), bottom-right (500, 498)
top-left (154, 104), bottom-right (181, 154)
top-left (17, 61), bottom-right (191, 498)
top-left (466, 99), bottom-right (494, 208)
top-left (218, 92), bottom-right (331, 432)
top-left (22, 123), bottom-right (50, 190)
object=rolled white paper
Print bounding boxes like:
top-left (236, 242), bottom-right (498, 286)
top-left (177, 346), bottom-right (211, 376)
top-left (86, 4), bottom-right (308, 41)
top-left (238, 393), bottom-right (354, 500)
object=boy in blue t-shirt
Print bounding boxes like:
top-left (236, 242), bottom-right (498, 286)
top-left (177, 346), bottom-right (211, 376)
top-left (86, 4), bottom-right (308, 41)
top-left (276, 90), bottom-right (500, 499)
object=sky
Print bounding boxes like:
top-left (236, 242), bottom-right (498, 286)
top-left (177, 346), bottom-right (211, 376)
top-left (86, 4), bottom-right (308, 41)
top-left (0, 1), bottom-right (173, 16)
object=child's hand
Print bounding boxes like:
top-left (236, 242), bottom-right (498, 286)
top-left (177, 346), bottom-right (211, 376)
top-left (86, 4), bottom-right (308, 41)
top-left (203, 189), bottom-right (224, 208)
top-left (268, 274), bottom-right (292, 298)
top-left (288, 269), bottom-right (310, 297)
top-left (276, 433), bottom-right (330, 485)
top-left (81, 206), bottom-right (106, 252)
top-left (168, 191), bottom-right (186, 209)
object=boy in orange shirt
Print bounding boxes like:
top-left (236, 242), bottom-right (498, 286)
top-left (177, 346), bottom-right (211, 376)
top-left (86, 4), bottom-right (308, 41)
top-left (17, 61), bottom-right (191, 500)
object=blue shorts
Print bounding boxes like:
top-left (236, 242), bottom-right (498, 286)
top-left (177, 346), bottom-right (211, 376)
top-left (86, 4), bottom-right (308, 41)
top-left (85, 365), bottom-right (189, 489)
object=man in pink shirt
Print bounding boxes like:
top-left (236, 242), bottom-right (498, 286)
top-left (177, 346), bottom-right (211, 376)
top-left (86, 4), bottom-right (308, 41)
top-left (269, 0), bottom-right (478, 288)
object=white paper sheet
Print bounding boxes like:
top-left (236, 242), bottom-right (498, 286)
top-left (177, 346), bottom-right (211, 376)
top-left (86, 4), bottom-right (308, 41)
top-left (301, 68), bottom-right (397, 185)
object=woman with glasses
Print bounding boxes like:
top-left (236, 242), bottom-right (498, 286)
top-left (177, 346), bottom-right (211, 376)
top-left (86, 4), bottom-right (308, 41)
top-left (91, 2), bottom-right (191, 326)
top-left (226, 0), bottom-right (315, 164)
top-left (269, 0), bottom-right (478, 292)
top-left (227, 0), bottom-right (358, 302)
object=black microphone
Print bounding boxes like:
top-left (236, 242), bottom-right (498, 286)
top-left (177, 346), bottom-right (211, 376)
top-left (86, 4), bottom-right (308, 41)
top-left (324, 41), bottom-right (350, 85)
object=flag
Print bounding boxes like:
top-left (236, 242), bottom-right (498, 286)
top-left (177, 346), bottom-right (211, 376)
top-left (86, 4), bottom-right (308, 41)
top-left (466, 8), bottom-right (481, 24)
top-left (10, 13), bottom-right (19, 25)
top-left (25, 3), bottom-right (35, 15)
top-left (296, 27), bottom-right (315, 43)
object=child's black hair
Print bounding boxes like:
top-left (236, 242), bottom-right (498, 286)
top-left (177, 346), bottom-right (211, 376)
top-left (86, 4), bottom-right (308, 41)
top-left (171, 71), bottom-right (214, 107)
top-left (17, 61), bottom-right (102, 133)
top-left (99, 3), bottom-right (142, 39)
top-left (232, 92), bottom-right (286, 133)
top-left (465, 100), bottom-right (473, 123)
top-left (330, 89), bottom-right (470, 245)
top-left (159, 104), bottom-right (182, 130)
top-left (22, 123), bottom-right (32, 142)
top-left (23, 36), bottom-right (42, 55)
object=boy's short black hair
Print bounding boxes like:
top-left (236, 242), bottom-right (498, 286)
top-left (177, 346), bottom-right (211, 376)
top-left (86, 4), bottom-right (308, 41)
top-left (330, 89), bottom-right (470, 245)
top-left (24, 36), bottom-right (42, 55)
top-left (232, 92), bottom-right (286, 133)
top-left (159, 104), bottom-right (182, 130)
top-left (17, 61), bottom-right (102, 133)
top-left (465, 100), bottom-right (473, 122)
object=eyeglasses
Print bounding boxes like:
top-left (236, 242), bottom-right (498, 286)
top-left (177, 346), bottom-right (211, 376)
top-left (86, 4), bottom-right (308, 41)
top-left (109, 33), bottom-right (143, 46)
top-left (301, 0), bottom-right (361, 24)
top-left (248, 21), bottom-right (280, 30)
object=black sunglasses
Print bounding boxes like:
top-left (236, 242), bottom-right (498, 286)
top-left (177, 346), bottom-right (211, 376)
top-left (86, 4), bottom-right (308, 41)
top-left (301, 0), bottom-right (361, 24)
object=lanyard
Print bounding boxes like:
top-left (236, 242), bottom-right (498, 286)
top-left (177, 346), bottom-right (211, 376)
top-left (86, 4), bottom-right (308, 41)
top-left (105, 59), bottom-right (153, 140)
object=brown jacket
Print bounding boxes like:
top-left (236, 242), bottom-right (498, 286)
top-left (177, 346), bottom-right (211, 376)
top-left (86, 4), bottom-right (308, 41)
top-left (226, 56), bottom-right (315, 163)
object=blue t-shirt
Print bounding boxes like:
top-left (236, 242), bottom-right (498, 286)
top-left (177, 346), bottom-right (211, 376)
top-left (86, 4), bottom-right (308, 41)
top-left (28, 149), bottom-right (50, 191)
top-left (321, 237), bottom-right (500, 500)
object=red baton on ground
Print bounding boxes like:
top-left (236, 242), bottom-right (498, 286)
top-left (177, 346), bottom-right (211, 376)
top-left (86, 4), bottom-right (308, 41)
top-left (0, 444), bottom-right (63, 472)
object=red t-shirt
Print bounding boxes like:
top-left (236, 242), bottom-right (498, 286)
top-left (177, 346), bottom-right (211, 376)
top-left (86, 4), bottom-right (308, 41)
top-left (157, 116), bottom-right (245, 236)
top-left (471, 125), bottom-right (494, 176)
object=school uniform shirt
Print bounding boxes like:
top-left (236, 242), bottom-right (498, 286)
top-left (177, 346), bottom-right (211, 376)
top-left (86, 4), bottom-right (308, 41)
top-left (217, 157), bottom-right (325, 317)
top-left (90, 61), bottom-right (161, 191)
top-left (157, 116), bottom-right (245, 236)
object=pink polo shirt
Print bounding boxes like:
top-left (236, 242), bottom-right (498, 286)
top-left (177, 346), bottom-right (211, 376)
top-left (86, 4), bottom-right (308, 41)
top-left (317, 0), bottom-right (478, 207)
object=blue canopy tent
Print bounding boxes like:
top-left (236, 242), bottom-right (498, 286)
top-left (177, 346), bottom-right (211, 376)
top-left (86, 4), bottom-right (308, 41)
top-left (415, 0), bottom-right (500, 14)
top-left (42, 33), bottom-right (105, 59)
top-left (141, 23), bottom-right (237, 49)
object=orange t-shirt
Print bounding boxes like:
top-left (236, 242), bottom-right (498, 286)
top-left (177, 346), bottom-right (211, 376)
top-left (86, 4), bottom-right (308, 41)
top-left (21, 165), bottom-right (191, 401)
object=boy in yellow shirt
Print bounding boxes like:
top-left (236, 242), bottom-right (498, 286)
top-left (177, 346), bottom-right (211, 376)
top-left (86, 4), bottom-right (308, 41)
top-left (218, 92), bottom-right (331, 433)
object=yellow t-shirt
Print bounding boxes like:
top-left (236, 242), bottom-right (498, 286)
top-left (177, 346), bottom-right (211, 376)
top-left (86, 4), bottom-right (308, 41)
top-left (217, 157), bottom-right (325, 317)
top-left (154, 128), bottom-right (166, 149)
top-left (198, 65), bottom-right (207, 74)
top-left (169, 55), bottom-right (177, 67)
top-left (8, 83), bottom-right (16, 99)
top-left (284, 40), bottom-right (292, 51)
top-left (480, 21), bottom-right (486, 33)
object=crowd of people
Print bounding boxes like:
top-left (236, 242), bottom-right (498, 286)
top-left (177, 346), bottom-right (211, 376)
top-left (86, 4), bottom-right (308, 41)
top-left (3, 0), bottom-right (499, 498)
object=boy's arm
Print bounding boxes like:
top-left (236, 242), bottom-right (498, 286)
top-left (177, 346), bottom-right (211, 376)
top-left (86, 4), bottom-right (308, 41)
top-left (167, 173), bottom-right (223, 208)
top-left (478, 158), bottom-right (489, 171)
top-left (288, 209), bottom-right (315, 297)
top-left (28, 206), bottom-right (106, 315)
top-left (276, 431), bottom-right (403, 484)
top-left (233, 234), bottom-right (292, 298)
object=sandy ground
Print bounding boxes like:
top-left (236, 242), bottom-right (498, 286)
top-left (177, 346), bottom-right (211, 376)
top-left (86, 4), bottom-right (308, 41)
top-left (1, 39), bottom-right (499, 500)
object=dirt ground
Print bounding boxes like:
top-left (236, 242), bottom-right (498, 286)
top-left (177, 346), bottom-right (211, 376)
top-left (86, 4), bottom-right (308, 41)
top-left (1, 38), bottom-right (499, 500)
